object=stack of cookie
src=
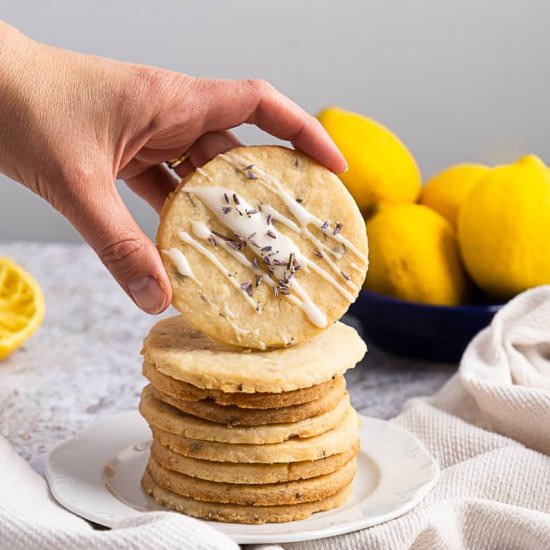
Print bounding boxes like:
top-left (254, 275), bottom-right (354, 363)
top-left (140, 316), bottom-right (366, 523)
top-left (139, 146), bottom-right (369, 523)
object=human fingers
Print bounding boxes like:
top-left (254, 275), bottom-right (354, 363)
top-left (62, 176), bottom-right (172, 314)
top-left (182, 78), bottom-right (347, 174)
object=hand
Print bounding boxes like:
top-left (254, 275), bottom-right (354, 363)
top-left (0, 22), bottom-right (346, 314)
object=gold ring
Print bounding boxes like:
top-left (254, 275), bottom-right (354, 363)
top-left (166, 151), bottom-right (191, 170)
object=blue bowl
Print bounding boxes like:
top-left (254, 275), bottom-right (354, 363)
top-left (349, 290), bottom-right (503, 362)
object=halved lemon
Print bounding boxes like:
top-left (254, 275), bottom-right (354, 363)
top-left (0, 257), bottom-right (45, 360)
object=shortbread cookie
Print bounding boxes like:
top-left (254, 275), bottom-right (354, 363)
top-left (150, 381), bottom-right (346, 426)
top-left (142, 470), bottom-right (352, 524)
top-left (140, 385), bottom-right (350, 444)
top-left (158, 146), bottom-right (368, 349)
top-left (146, 456), bottom-right (356, 506)
top-left (150, 439), bottom-right (360, 484)
top-left (142, 316), bottom-right (366, 393)
top-left (153, 406), bottom-right (359, 463)
top-left (143, 361), bottom-right (345, 409)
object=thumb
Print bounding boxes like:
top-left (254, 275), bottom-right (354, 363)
top-left (64, 182), bottom-right (172, 314)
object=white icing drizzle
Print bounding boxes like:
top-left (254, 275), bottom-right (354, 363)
top-left (163, 248), bottom-right (197, 282)
top-left (177, 230), bottom-right (257, 309)
top-left (222, 303), bottom-right (236, 319)
top-left (196, 167), bottom-right (210, 179)
top-left (222, 152), bottom-right (368, 263)
top-left (191, 220), bottom-right (211, 239)
top-left (185, 186), bottom-right (305, 280)
top-left (184, 199), bottom-right (327, 328)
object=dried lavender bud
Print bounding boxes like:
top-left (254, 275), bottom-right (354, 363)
top-left (212, 231), bottom-right (231, 241)
top-left (208, 235), bottom-right (217, 247)
top-left (261, 245), bottom-right (272, 253)
top-left (295, 197), bottom-right (303, 204)
top-left (287, 252), bottom-right (295, 270)
top-left (278, 285), bottom-right (290, 295)
top-left (232, 193), bottom-right (240, 205)
top-left (255, 275), bottom-right (263, 287)
top-left (334, 222), bottom-right (343, 235)
top-left (313, 249), bottom-right (323, 259)
top-left (222, 206), bottom-right (231, 214)
top-left (321, 221), bottom-right (329, 232)
top-left (266, 214), bottom-right (273, 225)
top-left (228, 241), bottom-right (243, 250)
top-left (341, 271), bottom-right (351, 281)
top-left (223, 193), bottom-right (230, 204)
top-left (266, 230), bottom-right (277, 239)
top-left (240, 282), bottom-right (254, 297)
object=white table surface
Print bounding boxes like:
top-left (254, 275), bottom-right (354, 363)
top-left (0, 242), bottom-right (455, 476)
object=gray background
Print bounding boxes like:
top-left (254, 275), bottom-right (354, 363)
top-left (1, 0), bottom-right (549, 243)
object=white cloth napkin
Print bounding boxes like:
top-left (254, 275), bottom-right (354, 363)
top-left (1, 286), bottom-right (550, 550)
top-left (0, 430), bottom-right (238, 549)
top-left (280, 285), bottom-right (550, 550)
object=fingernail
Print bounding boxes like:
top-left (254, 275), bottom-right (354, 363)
top-left (128, 276), bottom-right (167, 314)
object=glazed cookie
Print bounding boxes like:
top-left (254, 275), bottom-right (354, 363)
top-left (139, 385), bottom-right (350, 444)
top-left (150, 439), bottom-right (360, 484)
top-left (142, 316), bottom-right (366, 393)
top-left (142, 361), bottom-right (345, 409)
top-left (158, 146), bottom-right (368, 349)
top-left (150, 380), bottom-right (346, 426)
top-left (153, 406), bottom-right (359, 463)
top-left (145, 456), bottom-right (356, 506)
top-left (142, 471), bottom-right (352, 524)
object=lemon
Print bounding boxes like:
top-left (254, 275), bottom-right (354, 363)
top-left (420, 163), bottom-right (490, 228)
top-left (365, 204), bottom-right (469, 305)
top-left (317, 107), bottom-right (421, 214)
top-left (0, 258), bottom-right (45, 360)
top-left (458, 154), bottom-right (550, 299)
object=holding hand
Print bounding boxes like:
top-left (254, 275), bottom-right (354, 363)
top-left (0, 21), bottom-right (345, 313)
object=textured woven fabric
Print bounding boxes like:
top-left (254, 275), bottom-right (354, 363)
top-left (0, 410), bottom-right (238, 549)
top-left (275, 286), bottom-right (550, 550)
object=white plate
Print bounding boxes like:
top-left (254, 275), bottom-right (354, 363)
top-left (46, 410), bottom-right (439, 544)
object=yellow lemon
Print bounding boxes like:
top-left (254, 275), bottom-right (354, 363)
top-left (365, 204), bottom-right (469, 305)
top-left (458, 154), bottom-right (550, 299)
top-left (317, 107), bottom-right (421, 214)
top-left (0, 257), bottom-right (45, 360)
top-left (420, 163), bottom-right (490, 228)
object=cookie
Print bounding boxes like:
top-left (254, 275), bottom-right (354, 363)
top-left (142, 470), bottom-right (352, 524)
top-left (143, 361), bottom-right (345, 409)
top-left (158, 146), bottom-right (368, 349)
top-left (150, 380), bottom-right (346, 426)
top-left (139, 385), bottom-right (350, 444)
top-left (152, 406), bottom-right (359, 463)
top-left (142, 315), bottom-right (366, 393)
top-left (150, 438), bottom-right (360, 484)
top-left (145, 456), bottom-right (356, 506)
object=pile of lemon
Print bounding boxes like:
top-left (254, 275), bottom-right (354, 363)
top-left (318, 107), bottom-right (550, 306)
